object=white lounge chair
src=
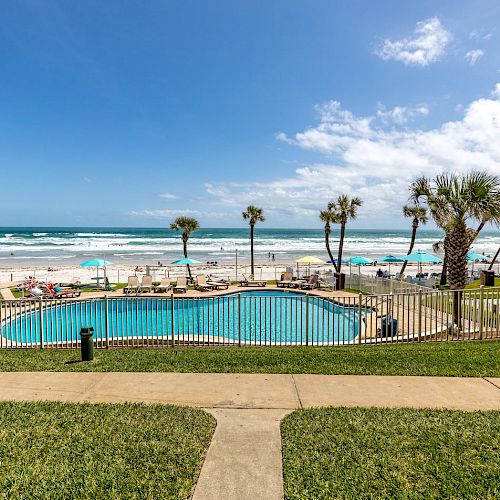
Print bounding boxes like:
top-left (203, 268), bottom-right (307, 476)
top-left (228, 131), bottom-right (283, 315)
top-left (139, 275), bottom-right (153, 293)
top-left (195, 275), bottom-right (214, 292)
top-left (154, 277), bottom-right (172, 293)
top-left (299, 274), bottom-right (319, 290)
top-left (206, 276), bottom-right (229, 290)
top-left (173, 277), bottom-right (188, 293)
top-left (239, 275), bottom-right (267, 287)
top-left (277, 271), bottom-right (293, 288)
top-left (124, 276), bottom-right (139, 295)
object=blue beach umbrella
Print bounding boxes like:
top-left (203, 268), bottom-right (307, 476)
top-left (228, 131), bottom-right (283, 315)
top-left (346, 256), bottom-right (374, 265)
top-left (402, 251), bottom-right (441, 275)
top-left (80, 258), bottom-right (114, 288)
top-left (378, 255), bottom-right (404, 263)
top-left (402, 252), bottom-right (442, 263)
top-left (467, 252), bottom-right (487, 262)
top-left (378, 255), bottom-right (404, 275)
top-left (171, 258), bottom-right (202, 265)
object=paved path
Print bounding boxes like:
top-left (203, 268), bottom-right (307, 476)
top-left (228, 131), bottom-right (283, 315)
top-left (1, 373), bottom-right (499, 500)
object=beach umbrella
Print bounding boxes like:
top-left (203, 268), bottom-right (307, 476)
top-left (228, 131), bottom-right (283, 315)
top-left (171, 257), bottom-right (202, 278)
top-left (346, 256), bottom-right (374, 265)
top-left (295, 255), bottom-right (325, 276)
top-left (467, 252), bottom-right (487, 262)
top-left (80, 258), bottom-right (114, 288)
top-left (402, 251), bottom-right (441, 274)
top-left (378, 255), bottom-right (404, 275)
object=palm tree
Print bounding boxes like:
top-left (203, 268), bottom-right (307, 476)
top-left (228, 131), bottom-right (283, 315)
top-left (242, 205), bottom-right (265, 276)
top-left (410, 171), bottom-right (500, 326)
top-left (319, 208), bottom-right (337, 269)
top-left (328, 195), bottom-right (362, 273)
top-left (399, 205), bottom-right (428, 278)
top-left (170, 217), bottom-right (200, 278)
top-left (488, 246), bottom-right (500, 271)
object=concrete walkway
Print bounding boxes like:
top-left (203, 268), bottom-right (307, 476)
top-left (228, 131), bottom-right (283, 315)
top-left (1, 373), bottom-right (499, 500)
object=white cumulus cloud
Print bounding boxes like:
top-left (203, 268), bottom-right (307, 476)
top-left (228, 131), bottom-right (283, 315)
top-left (465, 49), bottom-right (484, 65)
top-left (206, 85), bottom-right (500, 222)
top-left (376, 17), bottom-right (451, 66)
top-left (160, 192), bottom-right (179, 200)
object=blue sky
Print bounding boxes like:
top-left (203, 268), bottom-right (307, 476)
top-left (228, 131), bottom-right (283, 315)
top-left (1, 0), bottom-right (500, 229)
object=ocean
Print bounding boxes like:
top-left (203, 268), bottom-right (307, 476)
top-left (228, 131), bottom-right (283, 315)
top-left (0, 227), bottom-right (498, 266)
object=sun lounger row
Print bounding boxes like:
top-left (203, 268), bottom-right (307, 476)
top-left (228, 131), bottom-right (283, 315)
top-left (123, 275), bottom-right (230, 294)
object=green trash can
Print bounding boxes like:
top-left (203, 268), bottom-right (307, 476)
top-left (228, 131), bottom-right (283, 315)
top-left (80, 327), bottom-right (94, 361)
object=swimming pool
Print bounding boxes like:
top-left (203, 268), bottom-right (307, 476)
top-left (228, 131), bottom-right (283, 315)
top-left (1, 290), bottom-right (362, 347)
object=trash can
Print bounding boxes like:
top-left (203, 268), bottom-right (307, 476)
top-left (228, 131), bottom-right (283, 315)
top-left (335, 272), bottom-right (346, 290)
top-left (379, 317), bottom-right (398, 338)
top-left (480, 270), bottom-right (495, 287)
top-left (80, 326), bottom-right (94, 361)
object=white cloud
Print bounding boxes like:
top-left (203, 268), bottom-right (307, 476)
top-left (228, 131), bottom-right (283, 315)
top-left (465, 49), bottom-right (484, 65)
top-left (469, 30), bottom-right (492, 41)
top-left (206, 85), bottom-right (500, 221)
top-left (83, 177), bottom-right (92, 183)
top-left (160, 192), bottom-right (178, 200)
top-left (128, 209), bottom-right (201, 218)
top-left (376, 104), bottom-right (429, 124)
top-left (376, 17), bottom-right (450, 66)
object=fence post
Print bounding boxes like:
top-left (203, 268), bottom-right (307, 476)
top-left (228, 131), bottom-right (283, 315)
top-left (38, 297), bottom-right (44, 349)
top-left (418, 290), bottom-right (422, 342)
top-left (478, 285), bottom-right (484, 340)
top-left (104, 295), bottom-right (109, 349)
top-left (357, 293), bottom-right (363, 344)
top-left (170, 293), bottom-right (175, 347)
top-left (305, 293), bottom-right (309, 346)
top-left (238, 293), bottom-right (241, 347)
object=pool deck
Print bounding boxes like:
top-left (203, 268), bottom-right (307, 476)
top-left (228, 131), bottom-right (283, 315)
top-left (1, 372), bottom-right (499, 500)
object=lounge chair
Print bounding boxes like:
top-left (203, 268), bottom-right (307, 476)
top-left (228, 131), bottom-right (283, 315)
top-left (195, 275), bottom-right (214, 292)
top-left (299, 274), bottom-right (319, 290)
top-left (239, 275), bottom-right (267, 287)
top-left (154, 277), bottom-right (172, 293)
top-left (277, 271), bottom-right (293, 288)
top-left (206, 275), bottom-right (229, 290)
top-left (0, 288), bottom-right (16, 300)
top-left (139, 275), bottom-right (153, 293)
top-left (124, 276), bottom-right (139, 295)
top-left (173, 276), bottom-right (188, 293)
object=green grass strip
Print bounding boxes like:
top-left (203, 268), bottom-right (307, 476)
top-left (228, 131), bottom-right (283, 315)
top-left (281, 407), bottom-right (500, 499)
top-left (0, 340), bottom-right (499, 376)
top-left (0, 401), bottom-right (215, 499)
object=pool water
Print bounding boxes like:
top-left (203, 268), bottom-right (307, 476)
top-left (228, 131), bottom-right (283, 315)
top-left (1, 290), bottom-right (361, 346)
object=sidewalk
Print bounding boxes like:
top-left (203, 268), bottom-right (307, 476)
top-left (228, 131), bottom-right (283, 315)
top-left (0, 372), bottom-right (499, 410)
top-left (2, 373), bottom-right (499, 500)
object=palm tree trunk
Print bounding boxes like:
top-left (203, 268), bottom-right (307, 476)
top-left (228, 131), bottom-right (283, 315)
top-left (439, 235), bottom-right (450, 286)
top-left (399, 222), bottom-right (417, 278)
top-left (488, 246), bottom-right (500, 271)
top-left (183, 238), bottom-right (192, 279)
top-left (447, 223), bottom-right (471, 330)
top-left (250, 224), bottom-right (255, 276)
top-left (324, 228), bottom-right (337, 272)
top-left (337, 223), bottom-right (345, 274)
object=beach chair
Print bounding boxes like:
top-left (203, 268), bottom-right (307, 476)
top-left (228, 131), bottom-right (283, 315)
top-left (154, 277), bottom-right (172, 293)
top-left (173, 276), bottom-right (188, 293)
top-left (0, 288), bottom-right (16, 301)
top-left (206, 276), bottom-right (229, 290)
top-left (195, 275), bottom-right (214, 292)
top-left (239, 275), bottom-right (267, 287)
top-left (139, 275), bottom-right (153, 293)
top-left (299, 274), bottom-right (319, 290)
top-left (124, 276), bottom-right (139, 295)
top-left (277, 271), bottom-right (293, 288)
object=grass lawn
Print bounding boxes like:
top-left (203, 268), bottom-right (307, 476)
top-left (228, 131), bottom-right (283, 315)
top-left (0, 340), bottom-right (498, 376)
top-left (0, 401), bottom-right (215, 499)
top-left (466, 277), bottom-right (500, 288)
top-left (281, 407), bottom-right (500, 499)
